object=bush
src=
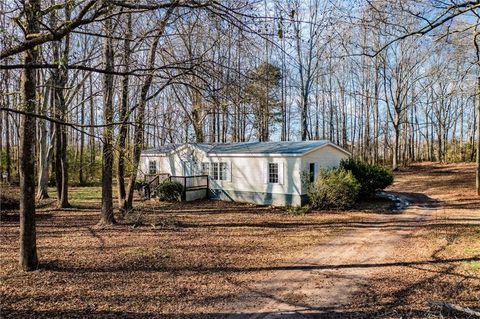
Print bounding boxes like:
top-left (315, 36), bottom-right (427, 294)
top-left (307, 169), bottom-right (360, 209)
top-left (0, 193), bottom-right (20, 210)
top-left (134, 180), bottom-right (146, 192)
top-left (284, 205), bottom-right (310, 215)
top-left (339, 158), bottom-right (393, 197)
top-left (154, 180), bottom-right (184, 202)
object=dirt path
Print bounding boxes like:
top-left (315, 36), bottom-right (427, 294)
top-left (224, 192), bottom-right (438, 318)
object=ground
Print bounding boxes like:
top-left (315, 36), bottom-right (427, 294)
top-left (0, 163), bottom-right (479, 318)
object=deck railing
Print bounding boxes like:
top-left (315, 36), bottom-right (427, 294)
top-left (145, 173), bottom-right (170, 189)
top-left (169, 175), bottom-right (209, 201)
top-left (144, 173), bottom-right (209, 201)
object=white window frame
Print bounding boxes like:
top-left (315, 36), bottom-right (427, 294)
top-left (306, 161), bottom-right (319, 183)
top-left (219, 162), bottom-right (228, 181)
top-left (207, 161), bottom-right (230, 181)
top-left (264, 161), bottom-right (284, 185)
top-left (212, 162), bottom-right (219, 180)
top-left (268, 163), bottom-right (279, 184)
top-left (148, 160), bottom-right (157, 175)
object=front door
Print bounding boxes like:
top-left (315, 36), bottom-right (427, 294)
top-left (183, 161), bottom-right (193, 176)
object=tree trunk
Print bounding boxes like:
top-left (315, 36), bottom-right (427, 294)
top-left (89, 74), bottom-right (95, 172)
top-left (19, 0), bottom-right (40, 271)
top-left (5, 97), bottom-right (11, 183)
top-left (476, 76), bottom-right (480, 195)
top-left (36, 79), bottom-right (52, 200)
top-left (52, 4), bottom-right (70, 208)
top-left (393, 122), bottom-right (400, 171)
top-left (79, 82), bottom-right (85, 186)
top-left (124, 6), bottom-right (176, 210)
top-left (191, 89), bottom-right (204, 143)
top-left (117, 13), bottom-right (132, 209)
top-left (99, 8), bottom-right (116, 226)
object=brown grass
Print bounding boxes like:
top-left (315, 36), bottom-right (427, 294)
top-left (1, 162), bottom-right (478, 318)
top-left (1, 188), bottom-right (384, 318)
top-left (348, 162), bottom-right (480, 318)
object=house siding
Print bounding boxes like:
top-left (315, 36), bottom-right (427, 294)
top-left (139, 143), bottom-right (349, 206)
top-left (209, 189), bottom-right (307, 206)
top-left (203, 155), bottom-right (303, 197)
top-left (300, 144), bottom-right (350, 194)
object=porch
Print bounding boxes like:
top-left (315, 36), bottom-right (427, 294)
top-left (145, 173), bottom-right (209, 201)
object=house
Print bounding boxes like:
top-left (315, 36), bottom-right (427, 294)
top-left (139, 141), bottom-right (350, 206)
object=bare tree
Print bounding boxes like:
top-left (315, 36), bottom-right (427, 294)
top-left (124, 3), bottom-right (178, 211)
top-left (19, 0), bottom-right (40, 271)
top-left (99, 3), bottom-right (116, 226)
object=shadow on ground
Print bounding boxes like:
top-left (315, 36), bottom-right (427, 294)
top-left (0, 309), bottom-right (455, 319)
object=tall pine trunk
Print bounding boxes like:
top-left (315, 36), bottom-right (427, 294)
top-left (79, 81), bottom-right (85, 186)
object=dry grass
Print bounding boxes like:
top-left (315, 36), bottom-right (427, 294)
top-left (1, 188), bottom-right (384, 318)
top-left (348, 162), bottom-right (480, 318)
top-left (1, 163), bottom-right (478, 318)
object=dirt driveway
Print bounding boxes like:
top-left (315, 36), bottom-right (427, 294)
top-left (224, 165), bottom-right (480, 318)
top-left (222, 193), bottom-right (438, 318)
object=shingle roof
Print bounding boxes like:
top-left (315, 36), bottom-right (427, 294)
top-left (142, 140), bottom-right (333, 156)
top-left (193, 141), bottom-right (330, 155)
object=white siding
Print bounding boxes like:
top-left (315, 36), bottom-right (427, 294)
top-left (300, 144), bottom-right (349, 193)
top-left (139, 143), bottom-right (349, 199)
top-left (202, 155), bottom-right (302, 196)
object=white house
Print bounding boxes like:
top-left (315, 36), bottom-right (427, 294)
top-left (139, 141), bottom-right (350, 206)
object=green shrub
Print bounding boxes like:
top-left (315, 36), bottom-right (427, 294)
top-left (307, 169), bottom-right (360, 209)
top-left (134, 180), bottom-right (146, 192)
top-left (340, 158), bottom-right (393, 197)
top-left (284, 205), bottom-right (310, 215)
top-left (154, 180), bottom-right (183, 202)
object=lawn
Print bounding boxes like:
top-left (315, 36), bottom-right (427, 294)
top-left (1, 186), bottom-right (385, 318)
top-left (348, 162), bottom-right (480, 316)
top-left (0, 163), bottom-right (479, 318)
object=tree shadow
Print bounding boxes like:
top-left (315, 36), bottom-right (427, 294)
top-left (0, 212), bottom-right (53, 222)
top-left (40, 255), bottom-right (480, 274)
top-left (0, 308), bottom-right (451, 319)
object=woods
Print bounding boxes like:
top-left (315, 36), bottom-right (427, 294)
top-left (1, 0), bottom-right (480, 273)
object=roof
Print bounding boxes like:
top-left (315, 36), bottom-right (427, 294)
top-left (193, 141), bottom-right (330, 155)
top-left (140, 144), bottom-right (181, 155)
top-left (141, 140), bottom-right (349, 156)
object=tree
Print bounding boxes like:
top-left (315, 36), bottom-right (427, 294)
top-left (52, 2), bottom-right (71, 208)
top-left (99, 3), bottom-right (116, 226)
top-left (117, 13), bottom-right (132, 209)
top-left (245, 63), bottom-right (282, 141)
top-left (124, 4), bottom-right (177, 211)
top-left (36, 76), bottom-right (53, 200)
top-left (19, 0), bottom-right (40, 271)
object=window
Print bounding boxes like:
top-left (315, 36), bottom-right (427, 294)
top-left (201, 163), bottom-right (210, 175)
top-left (148, 160), bottom-right (157, 175)
top-left (309, 163), bottom-right (315, 183)
top-left (207, 162), bottom-right (228, 181)
top-left (212, 162), bottom-right (219, 180)
top-left (268, 163), bottom-right (279, 183)
top-left (219, 162), bottom-right (228, 181)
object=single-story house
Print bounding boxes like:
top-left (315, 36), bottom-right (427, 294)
top-left (139, 140), bottom-right (350, 206)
